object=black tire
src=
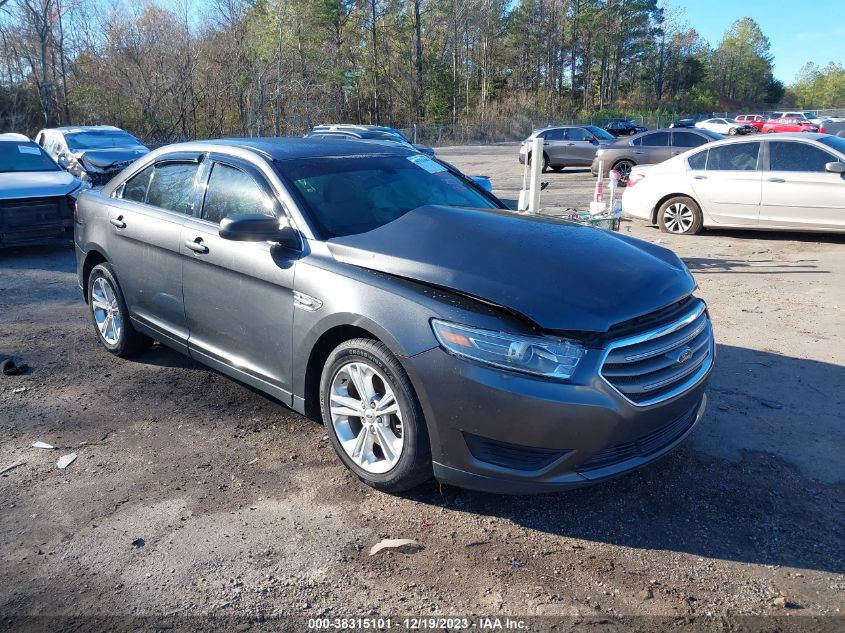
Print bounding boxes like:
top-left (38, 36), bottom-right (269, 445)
top-left (613, 159), bottom-right (636, 186)
top-left (319, 338), bottom-right (432, 493)
top-left (87, 263), bottom-right (153, 357)
top-left (527, 152), bottom-right (550, 173)
top-left (657, 196), bottom-right (704, 235)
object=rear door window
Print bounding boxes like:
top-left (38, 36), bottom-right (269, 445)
top-left (640, 132), bottom-right (670, 147)
top-left (672, 131), bottom-right (707, 148)
top-left (145, 162), bottom-right (199, 214)
top-left (769, 141), bottom-right (837, 172)
top-left (544, 128), bottom-right (566, 141)
top-left (201, 163), bottom-right (274, 224)
top-left (705, 142), bottom-right (760, 171)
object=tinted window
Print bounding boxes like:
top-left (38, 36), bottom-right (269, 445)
top-left (769, 141), bottom-right (837, 172)
top-left (123, 165), bottom-right (154, 202)
top-left (202, 163), bottom-right (273, 224)
top-left (146, 162), bottom-right (198, 214)
top-left (544, 128), bottom-right (566, 141)
top-left (586, 126), bottom-right (614, 140)
top-left (672, 131), bottom-right (707, 148)
top-left (278, 154), bottom-right (497, 238)
top-left (687, 150), bottom-right (707, 170)
top-left (0, 142), bottom-right (59, 173)
top-left (640, 132), bottom-right (670, 147)
top-left (64, 130), bottom-right (145, 151)
top-left (705, 142), bottom-right (759, 171)
top-left (819, 136), bottom-right (845, 155)
top-left (565, 128), bottom-right (592, 141)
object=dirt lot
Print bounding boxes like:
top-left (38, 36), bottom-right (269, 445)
top-left (1, 145), bottom-right (844, 630)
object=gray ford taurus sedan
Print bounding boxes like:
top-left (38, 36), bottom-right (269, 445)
top-left (74, 138), bottom-right (714, 494)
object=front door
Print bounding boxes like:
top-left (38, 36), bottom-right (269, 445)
top-left (106, 158), bottom-right (201, 350)
top-left (563, 127), bottom-right (599, 166)
top-left (760, 140), bottom-right (845, 230)
top-left (180, 157), bottom-right (297, 403)
top-left (688, 141), bottom-right (762, 225)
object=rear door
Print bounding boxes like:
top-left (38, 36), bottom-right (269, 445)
top-left (562, 127), bottom-right (598, 165)
top-left (688, 141), bottom-right (762, 225)
top-left (180, 155), bottom-right (298, 403)
top-left (106, 156), bottom-right (201, 350)
top-left (541, 128), bottom-right (568, 165)
top-left (760, 139), bottom-right (845, 229)
top-left (671, 130), bottom-right (709, 158)
top-left (633, 131), bottom-right (672, 165)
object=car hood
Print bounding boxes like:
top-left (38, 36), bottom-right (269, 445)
top-left (74, 147), bottom-right (148, 169)
top-left (327, 205), bottom-right (695, 333)
top-left (0, 170), bottom-right (80, 200)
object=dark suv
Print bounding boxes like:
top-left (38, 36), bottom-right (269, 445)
top-left (75, 137), bottom-right (713, 493)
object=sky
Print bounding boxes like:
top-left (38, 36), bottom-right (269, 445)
top-left (674, 0), bottom-right (845, 84)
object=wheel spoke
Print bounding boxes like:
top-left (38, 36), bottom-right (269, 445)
top-left (375, 390), bottom-right (396, 415)
top-left (373, 423), bottom-right (399, 464)
top-left (346, 363), bottom-right (372, 401)
top-left (330, 393), bottom-right (365, 418)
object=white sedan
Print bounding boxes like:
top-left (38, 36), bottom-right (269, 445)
top-left (621, 133), bottom-right (845, 234)
top-left (695, 118), bottom-right (749, 136)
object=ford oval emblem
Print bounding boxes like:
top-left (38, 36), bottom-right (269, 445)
top-left (677, 347), bottom-right (693, 364)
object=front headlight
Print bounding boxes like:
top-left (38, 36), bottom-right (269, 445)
top-left (431, 319), bottom-right (585, 380)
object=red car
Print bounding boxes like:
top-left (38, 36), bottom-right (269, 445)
top-left (761, 117), bottom-right (825, 134)
top-left (736, 114), bottom-right (767, 131)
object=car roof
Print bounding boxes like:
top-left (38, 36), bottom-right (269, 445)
top-left (0, 133), bottom-right (31, 142)
top-left (42, 125), bottom-right (125, 133)
top-left (180, 136), bottom-right (415, 160)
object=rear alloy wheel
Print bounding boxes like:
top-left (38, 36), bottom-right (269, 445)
top-left (320, 338), bottom-right (431, 492)
top-left (613, 160), bottom-right (636, 186)
top-left (657, 196), bottom-right (704, 235)
top-left (528, 152), bottom-right (549, 173)
top-left (88, 263), bottom-right (153, 356)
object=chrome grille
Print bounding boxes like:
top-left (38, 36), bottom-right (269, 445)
top-left (601, 300), bottom-right (713, 406)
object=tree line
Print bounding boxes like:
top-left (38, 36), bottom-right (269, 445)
top-left (0, 0), bottom-right (837, 143)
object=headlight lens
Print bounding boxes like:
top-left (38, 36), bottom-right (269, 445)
top-left (432, 319), bottom-right (584, 380)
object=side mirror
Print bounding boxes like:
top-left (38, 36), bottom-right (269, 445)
top-left (825, 162), bottom-right (845, 174)
top-left (219, 214), bottom-right (301, 249)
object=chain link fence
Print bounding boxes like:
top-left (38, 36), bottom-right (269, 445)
top-left (399, 109), bottom-right (845, 146)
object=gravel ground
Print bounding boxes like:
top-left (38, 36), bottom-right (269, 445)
top-left (1, 145), bottom-right (844, 631)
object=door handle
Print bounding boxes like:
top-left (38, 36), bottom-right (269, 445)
top-left (693, 175), bottom-right (707, 180)
top-left (109, 216), bottom-right (126, 229)
top-left (184, 237), bottom-right (209, 254)
top-left (768, 177), bottom-right (785, 183)
top-left (633, 150), bottom-right (644, 155)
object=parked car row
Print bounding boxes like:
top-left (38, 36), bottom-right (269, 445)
top-left (519, 125), bottom-right (725, 184)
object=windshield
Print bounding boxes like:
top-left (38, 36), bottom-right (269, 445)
top-left (65, 130), bottom-right (144, 151)
top-left (0, 142), bottom-right (60, 173)
top-left (278, 154), bottom-right (499, 238)
top-left (818, 136), bottom-right (845, 156)
top-left (586, 126), bottom-right (615, 140)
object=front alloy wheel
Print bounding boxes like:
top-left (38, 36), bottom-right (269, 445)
top-left (614, 160), bottom-right (635, 185)
top-left (329, 361), bottom-right (404, 474)
top-left (320, 338), bottom-right (432, 492)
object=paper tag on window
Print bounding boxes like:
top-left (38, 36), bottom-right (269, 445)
top-left (407, 154), bottom-right (446, 174)
top-left (18, 145), bottom-right (41, 155)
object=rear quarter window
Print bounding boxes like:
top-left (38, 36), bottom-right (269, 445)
top-left (687, 150), bottom-right (707, 170)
